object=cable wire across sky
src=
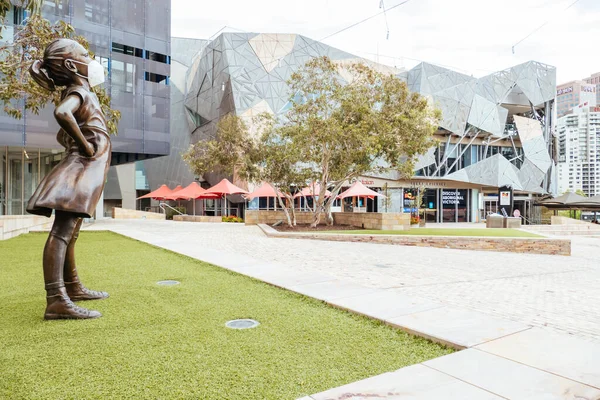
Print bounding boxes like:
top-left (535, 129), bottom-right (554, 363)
top-left (512, 0), bottom-right (583, 54)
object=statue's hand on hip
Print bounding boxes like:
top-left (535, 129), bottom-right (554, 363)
top-left (81, 141), bottom-right (95, 157)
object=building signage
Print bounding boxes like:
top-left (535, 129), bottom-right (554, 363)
top-left (441, 190), bottom-right (464, 205)
top-left (360, 179), bottom-right (374, 185)
top-left (582, 85), bottom-right (595, 93)
top-left (500, 191), bottom-right (511, 206)
top-left (410, 181), bottom-right (447, 188)
top-left (557, 87), bottom-right (573, 95)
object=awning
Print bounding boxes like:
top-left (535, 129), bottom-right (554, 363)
top-left (535, 192), bottom-right (600, 210)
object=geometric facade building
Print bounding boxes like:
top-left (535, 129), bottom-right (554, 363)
top-left (144, 33), bottom-right (556, 223)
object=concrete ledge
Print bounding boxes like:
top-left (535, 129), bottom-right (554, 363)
top-left (0, 215), bottom-right (54, 240)
top-left (257, 224), bottom-right (571, 256)
top-left (173, 215), bottom-right (222, 223)
top-left (112, 207), bottom-right (165, 220)
top-left (247, 210), bottom-right (410, 230)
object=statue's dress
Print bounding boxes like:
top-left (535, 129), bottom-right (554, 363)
top-left (27, 85), bottom-right (111, 219)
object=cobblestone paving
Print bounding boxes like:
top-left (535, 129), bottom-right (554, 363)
top-left (88, 220), bottom-right (600, 342)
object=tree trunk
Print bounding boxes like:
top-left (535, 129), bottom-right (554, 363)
top-left (289, 196), bottom-right (297, 226)
top-left (325, 181), bottom-right (346, 226)
top-left (275, 190), bottom-right (293, 227)
top-left (311, 179), bottom-right (327, 228)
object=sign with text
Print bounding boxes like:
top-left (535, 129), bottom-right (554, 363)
top-left (557, 86), bottom-right (573, 95)
top-left (442, 190), bottom-right (466, 206)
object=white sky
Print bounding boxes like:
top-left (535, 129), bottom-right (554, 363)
top-left (171, 0), bottom-right (599, 84)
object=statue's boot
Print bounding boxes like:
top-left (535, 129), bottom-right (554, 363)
top-left (44, 282), bottom-right (102, 320)
top-left (65, 275), bottom-right (109, 301)
top-left (64, 218), bottom-right (109, 301)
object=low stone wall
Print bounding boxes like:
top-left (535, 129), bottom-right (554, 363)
top-left (246, 210), bottom-right (409, 230)
top-left (333, 212), bottom-right (410, 231)
top-left (173, 215), bottom-right (222, 223)
top-left (0, 215), bottom-right (54, 240)
top-left (112, 207), bottom-right (165, 220)
top-left (258, 225), bottom-right (571, 256)
top-left (245, 210), bottom-right (327, 225)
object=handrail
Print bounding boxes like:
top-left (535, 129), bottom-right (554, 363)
top-left (159, 203), bottom-right (184, 215)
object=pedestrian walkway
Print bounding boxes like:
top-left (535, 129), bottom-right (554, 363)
top-left (84, 219), bottom-right (600, 399)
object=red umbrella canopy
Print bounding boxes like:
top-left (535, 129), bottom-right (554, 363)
top-left (136, 184), bottom-right (174, 200)
top-left (337, 181), bottom-right (385, 200)
top-left (245, 182), bottom-right (285, 200)
top-left (293, 182), bottom-right (331, 199)
top-left (205, 179), bottom-right (249, 196)
top-left (165, 182), bottom-right (220, 200)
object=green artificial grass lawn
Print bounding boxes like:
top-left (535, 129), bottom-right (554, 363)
top-left (0, 232), bottom-right (452, 399)
top-left (324, 228), bottom-right (542, 238)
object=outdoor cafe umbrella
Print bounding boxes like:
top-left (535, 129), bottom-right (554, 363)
top-left (170, 185), bottom-right (183, 206)
top-left (245, 182), bottom-right (286, 209)
top-left (337, 180), bottom-right (385, 211)
top-left (205, 179), bottom-right (249, 216)
top-left (293, 182), bottom-right (331, 199)
top-left (166, 182), bottom-right (219, 216)
top-left (293, 182), bottom-right (331, 210)
top-left (136, 184), bottom-right (174, 200)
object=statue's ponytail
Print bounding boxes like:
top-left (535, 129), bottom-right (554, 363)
top-left (29, 60), bottom-right (56, 92)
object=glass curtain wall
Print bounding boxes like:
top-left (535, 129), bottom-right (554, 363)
top-left (1, 146), bottom-right (64, 215)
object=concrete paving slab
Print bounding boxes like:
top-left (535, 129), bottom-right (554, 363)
top-left (425, 349), bottom-right (600, 399)
top-left (309, 364), bottom-right (503, 400)
top-left (476, 328), bottom-right (600, 389)
top-left (328, 291), bottom-right (443, 320)
top-left (236, 264), bottom-right (336, 287)
top-left (387, 307), bottom-right (531, 349)
top-left (288, 280), bottom-right (378, 302)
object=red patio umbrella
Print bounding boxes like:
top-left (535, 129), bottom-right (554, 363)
top-left (166, 182), bottom-right (219, 216)
top-left (293, 182), bottom-right (331, 199)
top-left (245, 182), bottom-right (285, 200)
top-left (136, 184), bottom-right (174, 200)
top-left (245, 182), bottom-right (286, 210)
top-left (293, 182), bottom-right (331, 211)
top-left (205, 179), bottom-right (249, 216)
top-left (337, 181), bottom-right (385, 212)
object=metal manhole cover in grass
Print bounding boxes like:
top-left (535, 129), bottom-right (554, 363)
top-left (157, 280), bottom-right (180, 286)
top-left (225, 319), bottom-right (260, 330)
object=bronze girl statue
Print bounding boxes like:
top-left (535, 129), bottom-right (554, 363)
top-left (28, 39), bottom-right (111, 320)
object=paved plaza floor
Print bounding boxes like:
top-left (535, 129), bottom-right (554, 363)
top-left (87, 219), bottom-right (600, 342)
top-left (84, 219), bottom-right (600, 399)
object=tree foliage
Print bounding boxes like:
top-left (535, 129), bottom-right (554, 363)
top-left (0, 1), bottom-right (121, 134)
top-left (273, 56), bottom-right (441, 226)
top-left (182, 113), bottom-right (306, 227)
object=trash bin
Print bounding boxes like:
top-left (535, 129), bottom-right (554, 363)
top-left (486, 214), bottom-right (504, 228)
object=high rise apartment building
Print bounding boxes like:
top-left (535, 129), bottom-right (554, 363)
top-left (556, 106), bottom-right (600, 196)
top-left (584, 72), bottom-right (600, 105)
top-left (556, 80), bottom-right (597, 118)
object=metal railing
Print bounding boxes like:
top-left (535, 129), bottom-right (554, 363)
top-left (159, 203), bottom-right (184, 215)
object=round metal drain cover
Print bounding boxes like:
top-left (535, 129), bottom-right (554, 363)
top-left (157, 280), bottom-right (180, 286)
top-left (225, 319), bottom-right (260, 330)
